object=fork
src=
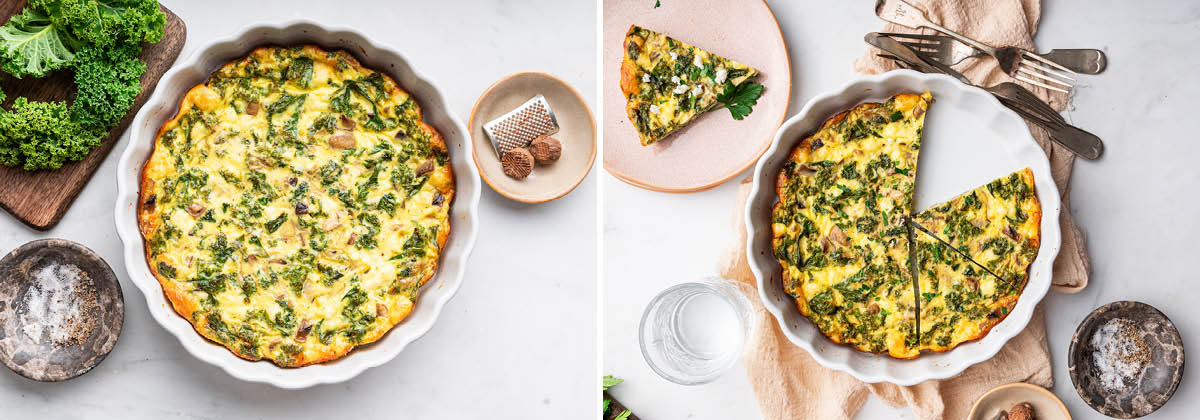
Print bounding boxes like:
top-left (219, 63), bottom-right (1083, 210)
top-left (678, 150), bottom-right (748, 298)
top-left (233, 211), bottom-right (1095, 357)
top-left (880, 32), bottom-right (1108, 74)
top-left (874, 0), bottom-right (1077, 93)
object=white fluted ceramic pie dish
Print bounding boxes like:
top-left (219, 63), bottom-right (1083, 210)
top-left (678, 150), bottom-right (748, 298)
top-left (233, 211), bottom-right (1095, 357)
top-left (744, 70), bottom-right (1061, 385)
top-left (113, 21), bottom-right (481, 389)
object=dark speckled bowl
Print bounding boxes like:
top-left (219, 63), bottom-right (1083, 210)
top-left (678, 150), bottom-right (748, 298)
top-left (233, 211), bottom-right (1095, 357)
top-left (0, 239), bottom-right (124, 381)
top-left (1068, 301), bottom-right (1183, 418)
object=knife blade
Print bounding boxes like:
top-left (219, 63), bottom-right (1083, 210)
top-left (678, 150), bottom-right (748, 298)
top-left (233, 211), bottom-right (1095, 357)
top-left (865, 33), bottom-right (970, 85)
top-left (905, 217), bottom-right (1009, 283)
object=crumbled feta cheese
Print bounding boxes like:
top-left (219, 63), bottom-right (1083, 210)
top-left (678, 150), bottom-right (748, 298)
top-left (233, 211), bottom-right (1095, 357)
top-left (669, 51), bottom-right (678, 61)
top-left (642, 73), bottom-right (650, 83)
top-left (649, 104), bottom-right (660, 114)
top-left (690, 85), bottom-right (702, 97)
top-left (693, 54), bottom-right (703, 68)
top-left (671, 75), bottom-right (680, 84)
top-left (714, 67), bottom-right (728, 84)
top-left (673, 84), bottom-right (689, 94)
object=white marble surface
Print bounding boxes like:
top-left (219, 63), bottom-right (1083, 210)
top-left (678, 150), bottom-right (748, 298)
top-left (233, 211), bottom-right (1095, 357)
top-left (604, 0), bottom-right (1199, 419)
top-left (0, 1), bottom-right (596, 418)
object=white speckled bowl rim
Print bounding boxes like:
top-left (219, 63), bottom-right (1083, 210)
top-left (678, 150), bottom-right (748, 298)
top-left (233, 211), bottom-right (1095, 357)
top-left (113, 21), bottom-right (481, 389)
top-left (744, 70), bottom-right (1062, 385)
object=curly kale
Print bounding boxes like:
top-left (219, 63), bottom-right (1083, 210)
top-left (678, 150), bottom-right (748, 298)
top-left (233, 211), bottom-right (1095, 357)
top-left (70, 44), bottom-right (146, 129)
top-left (0, 0), bottom-right (164, 171)
top-left (0, 97), bottom-right (102, 170)
top-left (45, 0), bottom-right (166, 49)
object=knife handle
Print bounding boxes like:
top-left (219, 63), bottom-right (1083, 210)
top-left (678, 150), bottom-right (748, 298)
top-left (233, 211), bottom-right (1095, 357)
top-left (999, 97), bottom-right (1104, 160)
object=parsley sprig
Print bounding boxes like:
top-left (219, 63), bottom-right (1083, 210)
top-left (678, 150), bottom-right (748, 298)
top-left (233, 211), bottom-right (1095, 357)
top-left (602, 375), bottom-right (633, 420)
top-left (715, 81), bottom-right (765, 120)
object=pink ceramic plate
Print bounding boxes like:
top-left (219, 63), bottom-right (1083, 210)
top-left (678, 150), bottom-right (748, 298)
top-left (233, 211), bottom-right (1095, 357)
top-left (602, 0), bottom-right (791, 193)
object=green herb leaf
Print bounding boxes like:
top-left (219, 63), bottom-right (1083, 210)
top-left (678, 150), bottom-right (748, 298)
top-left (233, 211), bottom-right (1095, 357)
top-left (715, 81), bottom-right (764, 120)
top-left (602, 375), bottom-right (624, 391)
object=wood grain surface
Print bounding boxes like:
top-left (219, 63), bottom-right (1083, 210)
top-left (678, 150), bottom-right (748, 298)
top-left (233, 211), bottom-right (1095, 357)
top-left (0, 1), bottom-right (186, 230)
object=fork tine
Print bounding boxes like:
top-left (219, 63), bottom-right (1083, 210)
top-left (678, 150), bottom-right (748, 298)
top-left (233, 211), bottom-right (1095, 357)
top-left (1024, 59), bottom-right (1076, 82)
top-left (1016, 73), bottom-right (1070, 94)
top-left (1023, 51), bottom-right (1077, 75)
top-left (1018, 66), bottom-right (1073, 88)
top-left (900, 41), bottom-right (938, 52)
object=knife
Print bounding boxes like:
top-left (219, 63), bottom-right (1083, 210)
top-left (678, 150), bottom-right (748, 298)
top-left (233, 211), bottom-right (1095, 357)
top-left (905, 217), bottom-right (1008, 283)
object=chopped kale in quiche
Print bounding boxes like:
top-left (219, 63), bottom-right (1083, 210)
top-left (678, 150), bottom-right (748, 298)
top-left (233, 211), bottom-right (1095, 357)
top-left (138, 45), bottom-right (454, 367)
top-left (771, 92), bottom-right (932, 358)
top-left (620, 25), bottom-right (760, 145)
top-left (912, 227), bottom-right (1014, 352)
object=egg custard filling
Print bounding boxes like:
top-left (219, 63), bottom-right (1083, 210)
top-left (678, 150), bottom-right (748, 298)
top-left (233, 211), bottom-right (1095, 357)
top-left (619, 25), bottom-right (759, 145)
top-left (771, 93), bottom-right (1042, 358)
top-left (137, 45), bottom-right (453, 367)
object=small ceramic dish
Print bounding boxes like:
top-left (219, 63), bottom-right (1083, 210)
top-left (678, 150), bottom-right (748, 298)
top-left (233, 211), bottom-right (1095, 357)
top-left (469, 72), bottom-right (596, 203)
top-left (114, 21), bottom-right (481, 389)
top-left (1068, 301), bottom-right (1184, 418)
top-left (0, 239), bottom-right (123, 382)
top-left (968, 382), bottom-right (1071, 420)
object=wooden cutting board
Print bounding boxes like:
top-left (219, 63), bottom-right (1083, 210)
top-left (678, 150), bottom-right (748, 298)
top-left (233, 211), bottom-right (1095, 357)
top-left (0, 2), bottom-right (186, 230)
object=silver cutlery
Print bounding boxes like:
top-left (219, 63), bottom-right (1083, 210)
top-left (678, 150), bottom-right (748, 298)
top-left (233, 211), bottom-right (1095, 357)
top-left (865, 33), bottom-right (1104, 160)
top-left (875, 0), bottom-right (1077, 93)
top-left (879, 32), bottom-right (1107, 74)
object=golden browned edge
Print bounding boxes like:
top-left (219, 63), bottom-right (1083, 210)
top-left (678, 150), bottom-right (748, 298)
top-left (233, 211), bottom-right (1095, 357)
top-left (619, 25), bottom-right (652, 146)
top-left (137, 44), bottom-right (454, 367)
top-left (917, 168), bottom-right (1041, 354)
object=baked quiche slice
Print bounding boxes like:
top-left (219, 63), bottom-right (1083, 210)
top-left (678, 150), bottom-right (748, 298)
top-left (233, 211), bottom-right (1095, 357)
top-left (910, 168), bottom-right (1041, 352)
top-left (771, 92), bottom-right (932, 358)
top-left (620, 25), bottom-right (759, 145)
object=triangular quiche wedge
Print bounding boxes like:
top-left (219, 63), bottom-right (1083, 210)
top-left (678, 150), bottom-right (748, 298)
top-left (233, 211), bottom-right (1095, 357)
top-left (770, 92), bottom-right (932, 358)
top-left (620, 25), bottom-right (759, 145)
top-left (909, 168), bottom-right (1041, 352)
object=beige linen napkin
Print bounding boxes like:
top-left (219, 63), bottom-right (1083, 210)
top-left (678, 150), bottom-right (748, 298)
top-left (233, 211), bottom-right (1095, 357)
top-left (854, 0), bottom-right (1091, 292)
top-left (721, 179), bottom-right (1052, 420)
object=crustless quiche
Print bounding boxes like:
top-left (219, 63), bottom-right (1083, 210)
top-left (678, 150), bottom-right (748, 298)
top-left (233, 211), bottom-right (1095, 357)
top-left (138, 45), bottom-right (453, 366)
top-left (771, 93), bottom-right (1042, 358)
top-left (620, 25), bottom-right (759, 145)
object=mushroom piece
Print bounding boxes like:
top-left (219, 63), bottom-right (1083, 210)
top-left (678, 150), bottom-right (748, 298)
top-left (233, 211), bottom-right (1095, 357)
top-left (966, 278), bottom-right (979, 292)
top-left (295, 202), bottom-right (310, 215)
top-left (143, 194), bottom-right (157, 210)
top-left (828, 226), bottom-right (849, 247)
top-left (1003, 225), bottom-right (1020, 241)
top-left (295, 320), bottom-right (312, 343)
top-left (186, 203), bottom-right (205, 218)
top-left (414, 159), bottom-right (435, 176)
top-left (376, 303), bottom-right (388, 318)
top-left (867, 303), bottom-right (880, 314)
top-left (339, 115), bottom-right (356, 130)
top-left (246, 101), bottom-right (261, 116)
top-left (329, 132), bottom-right (356, 149)
top-left (432, 192), bottom-right (445, 206)
top-left (795, 164), bottom-right (817, 177)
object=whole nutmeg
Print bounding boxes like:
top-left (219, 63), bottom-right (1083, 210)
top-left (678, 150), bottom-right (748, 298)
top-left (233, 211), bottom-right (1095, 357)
top-left (1008, 402), bottom-right (1034, 420)
top-left (501, 147), bottom-right (534, 179)
top-left (529, 135), bottom-right (562, 164)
